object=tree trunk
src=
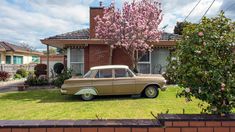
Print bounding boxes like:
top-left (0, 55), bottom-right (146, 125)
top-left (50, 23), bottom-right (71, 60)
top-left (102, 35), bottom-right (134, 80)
top-left (109, 46), bottom-right (113, 65)
top-left (131, 50), bottom-right (139, 73)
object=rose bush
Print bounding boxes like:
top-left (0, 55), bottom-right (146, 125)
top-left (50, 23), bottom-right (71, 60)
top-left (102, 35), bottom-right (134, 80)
top-left (166, 12), bottom-right (235, 115)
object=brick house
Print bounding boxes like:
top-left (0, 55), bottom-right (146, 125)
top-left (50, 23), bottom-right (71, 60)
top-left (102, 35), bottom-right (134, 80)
top-left (41, 7), bottom-right (180, 76)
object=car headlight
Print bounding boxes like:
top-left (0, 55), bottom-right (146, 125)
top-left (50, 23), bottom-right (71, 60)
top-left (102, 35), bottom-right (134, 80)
top-left (163, 79), bottom-right (167, 84)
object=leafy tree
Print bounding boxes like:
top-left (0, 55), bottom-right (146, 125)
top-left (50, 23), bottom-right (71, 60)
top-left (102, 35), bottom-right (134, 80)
top-left (20, 42), bottom-right (36, 51)
top-left (173, 21), bottom-right (191, 35)
top-left (167, 12), bottom-right (235, 115)
top-left (95, 0), bottom-right (163, 69)
top-left (43, 47), bottom-right (57, 55)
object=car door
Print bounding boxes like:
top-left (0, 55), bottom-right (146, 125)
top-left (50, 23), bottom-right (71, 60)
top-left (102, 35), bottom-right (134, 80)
top-left (112, 69), bottom-right (135, 95)
top-left (92, 69), bottom-right (113, 95)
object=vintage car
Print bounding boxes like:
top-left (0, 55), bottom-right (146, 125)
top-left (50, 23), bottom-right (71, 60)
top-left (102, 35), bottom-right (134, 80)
top-left (61, 65), bottom-right (167, 101)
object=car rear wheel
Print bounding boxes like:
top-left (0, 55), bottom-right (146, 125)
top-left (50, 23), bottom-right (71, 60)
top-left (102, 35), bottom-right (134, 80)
top-left (81, 93), bottom-right (94, 101)
top-left (144, 86), bottom-right (159, 98)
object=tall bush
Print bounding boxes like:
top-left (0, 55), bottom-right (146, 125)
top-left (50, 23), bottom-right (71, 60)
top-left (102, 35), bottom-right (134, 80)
top-left (166, 12), bottom-right (235, 115)
top-left (34, 64), bottom-right (47, 77)
top-left (53, 63), bottom-right (64, 75)
top-left (16, 68), bottom-right (28, 78)
top-left (0, 71), bottom-right (11, 81)
top-left (53, 69), bottom-right (72, 88)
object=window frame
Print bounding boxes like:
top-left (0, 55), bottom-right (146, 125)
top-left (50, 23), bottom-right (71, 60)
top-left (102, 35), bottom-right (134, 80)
top-left (137, 51), bottom-right (151, 74)
top-left (69, 48), bottom-right (84, 75)
top-left (32, 56), bottom-right (40, 63)
top-left (13, 56), bottom-right (23, 64)
top-left (6, 55), bottom-right (11, 64)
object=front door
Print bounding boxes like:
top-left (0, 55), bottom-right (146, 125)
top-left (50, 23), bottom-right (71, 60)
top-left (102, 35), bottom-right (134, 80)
top-left (112, 69), bottom-right (135, 95)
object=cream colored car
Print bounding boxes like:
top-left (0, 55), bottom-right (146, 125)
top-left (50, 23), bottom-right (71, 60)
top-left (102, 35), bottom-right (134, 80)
top-left (61, 65), bottom-right (167, 101)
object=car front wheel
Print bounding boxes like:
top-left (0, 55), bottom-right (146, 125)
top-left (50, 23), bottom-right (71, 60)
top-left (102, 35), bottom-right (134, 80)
top-left (144, 86), bottom-right (159, 98)
top-left (81, 93), bottom-right (94, 101)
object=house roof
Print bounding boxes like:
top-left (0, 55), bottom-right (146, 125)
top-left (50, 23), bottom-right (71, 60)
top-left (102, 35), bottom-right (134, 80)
top-left (43, 29), bottom-right (180, 41)
top-left (0, 41), bottom-right (43, 55)
top-left (41, 29), bottom-right (180, 49)
top-left (44, 29), bottom-right (89, 40)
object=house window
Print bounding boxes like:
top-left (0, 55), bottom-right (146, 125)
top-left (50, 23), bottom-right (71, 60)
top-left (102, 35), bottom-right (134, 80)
top-left (137, 51), bottom-right (151, 74)
top-left (70, 49), bottom-right (84, 75)
top-left (32, 56), bottom-right (40, 63)
top-left (13, 56), bottom-right (23, 64)
top-left (6, 56), bottom-right (11, 64)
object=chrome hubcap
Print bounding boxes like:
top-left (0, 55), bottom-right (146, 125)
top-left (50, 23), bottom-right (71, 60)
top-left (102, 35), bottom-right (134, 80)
top-left (146, 87), bottom-right (156, 97)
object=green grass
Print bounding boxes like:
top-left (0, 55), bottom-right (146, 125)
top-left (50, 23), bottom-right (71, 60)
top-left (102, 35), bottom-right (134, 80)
top-left (0, 86), bottom-right (208, 119)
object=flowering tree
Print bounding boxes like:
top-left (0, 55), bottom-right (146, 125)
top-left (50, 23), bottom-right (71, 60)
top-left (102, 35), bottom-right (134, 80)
top-left (95, 0), bottom-right (163, 69)
top-left (166, 12), bottom-right (235, 115)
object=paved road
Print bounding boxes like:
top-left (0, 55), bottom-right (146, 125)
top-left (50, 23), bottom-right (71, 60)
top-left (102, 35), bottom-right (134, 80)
top-left (0, 80), bottom-right (25, 93)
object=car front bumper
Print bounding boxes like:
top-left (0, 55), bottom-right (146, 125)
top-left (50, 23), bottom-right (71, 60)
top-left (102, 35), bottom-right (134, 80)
top-left (60, 89), bottom-right (68, 95)
top-left (161, 85), bottom-right (167, 91)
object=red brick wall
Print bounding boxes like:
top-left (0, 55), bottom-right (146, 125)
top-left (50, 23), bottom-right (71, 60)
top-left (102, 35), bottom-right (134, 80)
top-left (84, 46), bottom-right (135, 72)
top-left (1, 121), bottom-right (234, 132)
top-left (112, 48), bottom-right (133, 68)
top-left (85, 45), bottom-right (110, 72)
top-left (90, 7), bottom-right (104, 38)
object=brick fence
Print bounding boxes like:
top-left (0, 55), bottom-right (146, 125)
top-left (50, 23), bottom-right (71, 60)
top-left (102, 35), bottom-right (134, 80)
top-left (0, 114), bottom-right (234, 132)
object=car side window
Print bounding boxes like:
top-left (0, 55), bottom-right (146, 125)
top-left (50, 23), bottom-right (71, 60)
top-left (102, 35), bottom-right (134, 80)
top-left (115, 69), bottom-right (130, 78)
top-left (95, 69), bottom-right (113, 78)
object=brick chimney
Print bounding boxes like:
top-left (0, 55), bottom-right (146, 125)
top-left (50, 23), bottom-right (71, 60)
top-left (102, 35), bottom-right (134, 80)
top-left (90, 6), bottom-right (104, 38)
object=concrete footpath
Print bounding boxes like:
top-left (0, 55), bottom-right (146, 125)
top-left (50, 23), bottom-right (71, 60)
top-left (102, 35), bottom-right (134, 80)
top-left (0, 79), bottom-right (25, 93)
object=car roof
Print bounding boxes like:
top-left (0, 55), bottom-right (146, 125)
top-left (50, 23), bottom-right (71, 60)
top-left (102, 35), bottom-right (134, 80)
top-left (90, 65), bottom-right (129, 70)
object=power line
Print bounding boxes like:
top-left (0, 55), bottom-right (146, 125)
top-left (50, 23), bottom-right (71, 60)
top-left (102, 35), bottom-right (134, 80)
top-left (200, 0), bottom-right (216, 21)
top-left (184, 0), bottom-right (202, 21)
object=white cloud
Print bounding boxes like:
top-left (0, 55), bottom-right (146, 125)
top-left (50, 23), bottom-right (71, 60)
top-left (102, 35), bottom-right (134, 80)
top-left (0, 0), bottom-right (234, 51)
top-left (0, 0), bottom-right (92, 50)
top-left (159, 0), bottom-right (224, 33)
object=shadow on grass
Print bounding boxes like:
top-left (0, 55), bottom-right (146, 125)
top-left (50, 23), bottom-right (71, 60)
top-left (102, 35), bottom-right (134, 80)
top-left (0, 89), bottom-right (143, 103)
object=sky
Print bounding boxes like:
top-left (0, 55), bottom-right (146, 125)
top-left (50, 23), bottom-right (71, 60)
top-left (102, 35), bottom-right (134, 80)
top-left (0, 0), bottom-right (234, 51)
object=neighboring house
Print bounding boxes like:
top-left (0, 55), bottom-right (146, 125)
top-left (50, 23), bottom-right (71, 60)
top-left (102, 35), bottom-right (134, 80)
top-left (0, 41), bottom-right (43, 64)
top-left (41, 6), bottom-right (180, 75)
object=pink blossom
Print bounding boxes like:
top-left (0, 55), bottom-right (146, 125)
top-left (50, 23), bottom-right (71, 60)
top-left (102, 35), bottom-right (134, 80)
top-left (95, 0), bottom-right (162, 63)
top-left (198, 32), bottom-right (204, 37)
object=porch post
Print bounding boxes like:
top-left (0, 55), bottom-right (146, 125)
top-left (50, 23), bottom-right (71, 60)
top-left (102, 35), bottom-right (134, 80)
top-left (67, 48), bottom-right (70, 69)
top-left (47, 45), bottom-right (49, 79)
top-left (11, 53), bottom-right (14, 64)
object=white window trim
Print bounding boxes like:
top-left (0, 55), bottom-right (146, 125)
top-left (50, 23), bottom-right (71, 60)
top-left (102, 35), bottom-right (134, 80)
top-left (137, 51), bottom-right (152, 74)
top-left (68, 48), bottom-right (85, 75)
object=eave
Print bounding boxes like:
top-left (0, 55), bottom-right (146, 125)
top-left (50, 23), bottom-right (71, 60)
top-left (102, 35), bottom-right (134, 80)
top-left (41, 39), bottom-right (177, 49)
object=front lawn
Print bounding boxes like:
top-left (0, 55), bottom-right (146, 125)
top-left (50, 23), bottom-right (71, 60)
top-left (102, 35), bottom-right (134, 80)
top-left (0, 86), bottom-right (212, 119)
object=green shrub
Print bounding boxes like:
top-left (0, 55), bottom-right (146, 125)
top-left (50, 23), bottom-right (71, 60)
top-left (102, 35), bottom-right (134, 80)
top-left (166, 12), bottom-right (235, 115)
top-left (0, 71), bottom-right (10, 81)
top-left (34, 64), bottom-right (47, 77)
top-left (14, 74), bottom-right (22, 79)
top-left (53, 69), bottom-right (72, 88)
top-left (16, 68), bottom-right (28, 78)
top-left (53, 63), bottom-right (64, 74)
top-left (25, 74), bottom-right (48, 86)
top-left (163, 57), bottom-right (177, 84)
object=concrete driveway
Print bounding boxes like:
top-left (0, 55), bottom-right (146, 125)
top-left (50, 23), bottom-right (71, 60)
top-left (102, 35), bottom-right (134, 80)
top-left (0, 79), bottom-right (25, 93)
